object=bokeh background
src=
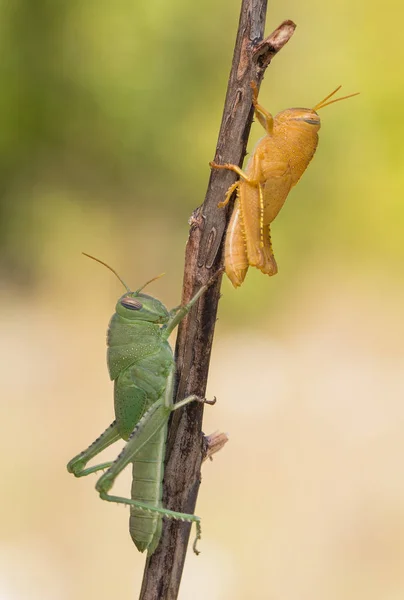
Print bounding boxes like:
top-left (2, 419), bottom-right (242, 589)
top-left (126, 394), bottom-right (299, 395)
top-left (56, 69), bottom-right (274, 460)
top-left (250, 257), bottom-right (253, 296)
top-left (1, 0), bottom-right (403, 598)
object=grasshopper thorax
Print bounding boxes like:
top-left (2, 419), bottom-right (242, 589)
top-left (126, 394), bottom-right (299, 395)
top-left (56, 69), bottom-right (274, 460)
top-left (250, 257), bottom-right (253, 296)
top-left (116, 292), bottom-right (170, 323)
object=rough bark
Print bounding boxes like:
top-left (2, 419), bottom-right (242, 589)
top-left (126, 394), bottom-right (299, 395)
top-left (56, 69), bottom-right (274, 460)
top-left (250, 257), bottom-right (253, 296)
top-left (139, 6), bottom-right (295, 599)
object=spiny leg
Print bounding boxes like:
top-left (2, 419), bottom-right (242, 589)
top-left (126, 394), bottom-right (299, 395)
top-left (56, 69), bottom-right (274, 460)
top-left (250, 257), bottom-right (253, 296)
top-left (257, 223), bottom-right (278, 276)
top-left (258, 183), bottom-right (265, 249)
top-left (101, 491), bottom-right (202, 554)
top-left (97, 396), bottom-right (213, 488)
top-left (67, 421), bottom-right (121, 477)
top-left (95, 395), bottom-right (213, 554)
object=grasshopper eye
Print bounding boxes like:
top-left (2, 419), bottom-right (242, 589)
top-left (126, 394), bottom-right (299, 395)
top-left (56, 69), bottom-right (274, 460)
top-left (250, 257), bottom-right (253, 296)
top-left (302, 117), bottom-right (320, 125)
top-left (120, 297), bottom-right (143, 311)
top-left (293, 115), bottom-right (320, 125)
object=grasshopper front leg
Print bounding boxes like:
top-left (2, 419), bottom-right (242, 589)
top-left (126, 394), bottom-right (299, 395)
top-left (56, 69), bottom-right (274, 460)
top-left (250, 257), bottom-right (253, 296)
top-left (162, 268), bottom-right (222, 339)
top-left (250, 81), bottom-right (274, 134)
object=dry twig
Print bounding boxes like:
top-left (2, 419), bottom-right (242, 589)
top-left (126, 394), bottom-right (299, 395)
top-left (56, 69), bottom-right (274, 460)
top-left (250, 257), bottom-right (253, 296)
top-left (139, 3), bottom-right (295, 599)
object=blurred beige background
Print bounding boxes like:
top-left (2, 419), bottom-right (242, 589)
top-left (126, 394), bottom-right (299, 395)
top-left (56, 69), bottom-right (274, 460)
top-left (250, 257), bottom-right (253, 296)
top-left (1, 0), bottom-right (403, 598)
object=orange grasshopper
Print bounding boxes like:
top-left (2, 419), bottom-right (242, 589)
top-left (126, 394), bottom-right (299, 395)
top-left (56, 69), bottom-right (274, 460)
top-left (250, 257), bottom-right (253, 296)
top-left (211, 83), bottom-right (359, 287)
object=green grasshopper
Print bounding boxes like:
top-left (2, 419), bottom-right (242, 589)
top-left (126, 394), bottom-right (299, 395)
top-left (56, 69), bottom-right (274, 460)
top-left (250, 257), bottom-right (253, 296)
top-left (67, 254), bottom-right (217, 555)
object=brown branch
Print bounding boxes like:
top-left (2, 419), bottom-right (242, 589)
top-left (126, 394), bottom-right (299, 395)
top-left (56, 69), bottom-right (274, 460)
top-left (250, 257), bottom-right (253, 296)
top-left (139, 6), bottom-right (295, 600)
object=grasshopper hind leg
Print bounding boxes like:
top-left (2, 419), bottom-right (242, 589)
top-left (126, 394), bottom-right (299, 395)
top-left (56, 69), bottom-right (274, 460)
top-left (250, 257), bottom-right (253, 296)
top-left (224, 200), bottom-right (249, 287)
top-left (95, 395), bottom-right (211, 555)
top-left (67, 421), bottom-right (121, 477)
top-left (257, 224), bottom-right (278, 276)
top-left (99, 489), bottom-right (202, 555)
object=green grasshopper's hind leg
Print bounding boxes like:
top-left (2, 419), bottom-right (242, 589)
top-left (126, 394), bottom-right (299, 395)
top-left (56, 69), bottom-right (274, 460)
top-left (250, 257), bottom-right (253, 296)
top-left (95, 394), bottom-right (208, 494)
top-left (95, 394), bottom-right (213, 554)
top-left (67, 421), bottom-right (121, 477)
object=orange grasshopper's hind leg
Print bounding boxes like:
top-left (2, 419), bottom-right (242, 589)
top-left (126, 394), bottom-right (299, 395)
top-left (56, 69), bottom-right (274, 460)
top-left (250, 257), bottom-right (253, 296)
top-left (224, 200), bottom-right (249, 288)
top-left (239, 181), bottom-right (268, 270)
top-left (256, 223), bottom-right (278, 276)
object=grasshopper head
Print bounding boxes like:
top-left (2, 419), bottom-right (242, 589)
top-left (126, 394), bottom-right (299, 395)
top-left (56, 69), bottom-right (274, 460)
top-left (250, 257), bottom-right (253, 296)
top-left (116, 291), bottom-right (169, 323)
top-left (275, 107), bottom-right (321, 130)
top-left (82, 253), bottom-right (169, 323)
top-left (275, 86), bottom-right (359, 134)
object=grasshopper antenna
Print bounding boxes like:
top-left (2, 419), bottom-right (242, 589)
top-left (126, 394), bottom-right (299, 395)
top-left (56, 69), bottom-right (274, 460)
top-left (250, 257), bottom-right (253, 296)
top-left (135, 273), bottom-right (165, 294)
top-left (82, 252), bottom-right (131, 292)
top-left (313, 86), bottom-right (360, 111)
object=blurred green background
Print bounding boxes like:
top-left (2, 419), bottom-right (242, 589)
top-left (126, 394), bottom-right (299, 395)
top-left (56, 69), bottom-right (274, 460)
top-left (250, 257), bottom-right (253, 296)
top-left (2, 0), bottom-right (404, 598)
